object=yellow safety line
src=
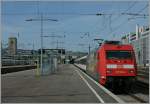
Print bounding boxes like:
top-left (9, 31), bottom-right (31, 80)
top-left (35, 60), bottom-right (40, 77)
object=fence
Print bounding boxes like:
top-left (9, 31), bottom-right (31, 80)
top-left (2, 55), bottom-right (37, 66)
top-left (2, 59), bottom-right (35, 66)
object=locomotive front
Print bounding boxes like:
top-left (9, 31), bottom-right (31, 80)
top-left (97, 44), bottom-right (137, 91)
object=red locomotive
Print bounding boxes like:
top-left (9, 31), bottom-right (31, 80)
top-left (86, 41), bottom-right (137, 91)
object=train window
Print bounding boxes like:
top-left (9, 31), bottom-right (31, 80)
top-left (106, 51), bottom-right (132, 59)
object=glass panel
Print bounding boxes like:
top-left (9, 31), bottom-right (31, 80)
top-left (106, 51), bottom-right (132, 59)
top-left (41, 55), bottom-right (58, 75)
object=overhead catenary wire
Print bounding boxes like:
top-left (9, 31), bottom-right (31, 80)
top-left (94, 1), bottom-right (139, 36)
top-left (2, 13), bottom-right (148, 17)
top-left (2, 12), bottom-right (148, 16)
top-left (111, 1), bottom-right (138, 22)
top-left (108, 4), bottom-right (149, 39)
top-left (2, 1), bottom-right (148, 39)
top-left (110, 1), bottom-right (138, 26)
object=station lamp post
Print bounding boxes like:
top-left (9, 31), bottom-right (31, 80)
top-left (25, 14), bottom-right (58, 75)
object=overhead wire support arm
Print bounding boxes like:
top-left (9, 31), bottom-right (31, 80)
top-left (25, 13), bottom-right (58, 75)
top-left (42, 35), bottom-right (65, 38)
top-left (128, 16), bottom-right (147, 20)
top-left (96, 12), bottom-right (148, 16)
top-left (121, 13), bottom-right (149, 16)
top-left (26, 18), bottom-right (58, 21)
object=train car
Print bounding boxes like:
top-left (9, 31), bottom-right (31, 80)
top-left (74, 56), bottom-right (87, 72)
top-left (86, 41), bottom-right (137, 91)
top-left (75, 56), bottom-right (87, 65)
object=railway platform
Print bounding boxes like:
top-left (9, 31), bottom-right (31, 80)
top-left (2, 64), bottom-right (123, 103)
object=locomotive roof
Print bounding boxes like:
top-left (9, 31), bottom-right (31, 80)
top-left (90, 40), bottom-right (133, 54)
top-left (99, 43), bottom-right (134, 51)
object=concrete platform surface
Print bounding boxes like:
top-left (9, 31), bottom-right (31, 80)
top-left (2, 64), bottom-right (100, 103)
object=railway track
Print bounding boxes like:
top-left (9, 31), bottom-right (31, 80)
top-left (136, 80), bottom-right (149, 89)
top-left (128, 93), bottom-right (147, 103)
top-left (115, 81), bottom-right (149, 103)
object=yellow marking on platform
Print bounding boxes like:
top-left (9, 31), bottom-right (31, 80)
top-left (35, 60), bottom-right (40, 77)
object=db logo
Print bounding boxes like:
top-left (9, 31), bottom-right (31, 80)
top-left (117, 65), bottom-right (123, 68)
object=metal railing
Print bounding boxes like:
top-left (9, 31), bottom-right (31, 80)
top-left (2, 59), bottom-right (35, 66)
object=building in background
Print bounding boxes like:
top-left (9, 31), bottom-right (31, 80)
top-left (8, 37), bottom-right (17, 55)
top-left (121, 25), bottom-right (149, 67)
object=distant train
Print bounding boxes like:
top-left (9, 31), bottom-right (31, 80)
top-left (76, 41), bottom-right (137, 91)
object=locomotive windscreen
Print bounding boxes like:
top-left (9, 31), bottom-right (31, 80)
top-left (106, 51), bottom-right (132, 59)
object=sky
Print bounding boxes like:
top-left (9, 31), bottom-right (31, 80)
top-left (2, 1), bottom-right (149, 52)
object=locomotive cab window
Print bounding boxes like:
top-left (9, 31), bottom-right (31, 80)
top-left (106, 51), bottom-right (132, 59)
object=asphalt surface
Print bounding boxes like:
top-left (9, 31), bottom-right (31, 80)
top-left (2, 64), bottom-right (101, 103)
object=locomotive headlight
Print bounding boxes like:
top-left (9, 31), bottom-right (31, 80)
top-left (129, 70), bottom-right (134, 73)
top-left (123, 64), bottom-right (134, 69)
top-left (101, 76), bottom-right (106, 79)
top-left (106, 64), bottom-right (117, 68)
